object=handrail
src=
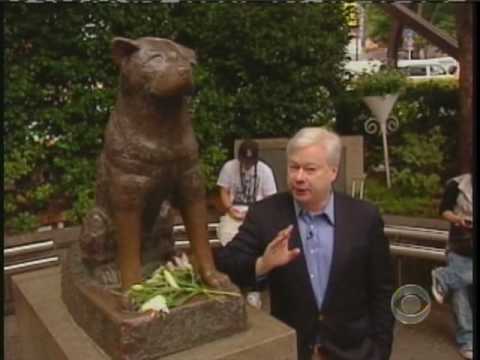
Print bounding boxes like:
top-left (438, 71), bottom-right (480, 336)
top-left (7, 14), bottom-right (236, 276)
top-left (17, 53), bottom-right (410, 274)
top-left (384, 225), bottom-right (448, 243)
top-left (4, 223), bottom-right (447, 257)
top-left (4, 222), bottom-right (447, 315)
top-left (172, 223), bottom-right (448, 261)
top-left (389, 243), bottom-right (445, 262)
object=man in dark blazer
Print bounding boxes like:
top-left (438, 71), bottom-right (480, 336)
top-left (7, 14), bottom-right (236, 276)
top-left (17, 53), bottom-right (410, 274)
top-left (216, 127), bottom-right (395, 360)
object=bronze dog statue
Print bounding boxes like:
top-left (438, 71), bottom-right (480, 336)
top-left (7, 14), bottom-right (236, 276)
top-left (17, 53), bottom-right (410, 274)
top-left (79, 37), bottom-right (229, 291)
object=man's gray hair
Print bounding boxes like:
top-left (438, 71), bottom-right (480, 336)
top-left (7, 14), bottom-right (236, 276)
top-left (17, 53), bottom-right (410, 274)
top-left (286, 127), bottom-right (342, 168)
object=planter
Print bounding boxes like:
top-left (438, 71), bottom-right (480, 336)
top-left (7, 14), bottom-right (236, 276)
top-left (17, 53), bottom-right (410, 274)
top-left (362, 93), bottom-right (399, 126)
top-left (362, 93), bottom-right (400, 189)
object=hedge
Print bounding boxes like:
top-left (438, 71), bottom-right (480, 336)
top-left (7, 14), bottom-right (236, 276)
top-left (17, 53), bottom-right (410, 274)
top-left (4, 3), bottom-right (352, 234)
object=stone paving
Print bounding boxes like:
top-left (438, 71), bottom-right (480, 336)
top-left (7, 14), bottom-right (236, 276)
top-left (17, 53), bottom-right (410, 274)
top-left (4, 299), bottom-right (468, 360)
top-left (4, 314), bottom-right (21, 360)
top-left (390, 302), bottom-right (466, 360)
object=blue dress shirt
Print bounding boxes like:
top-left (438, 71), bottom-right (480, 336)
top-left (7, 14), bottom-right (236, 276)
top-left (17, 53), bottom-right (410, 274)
top-left (295, 193), bottom-right (335, 311)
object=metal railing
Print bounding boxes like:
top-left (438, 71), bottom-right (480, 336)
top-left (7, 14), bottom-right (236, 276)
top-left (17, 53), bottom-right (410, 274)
top-left (172, 223), bottom-right (448, 262)
top-left (385, 224), bottom-right (447, 262)
top-left (4, 221), bottom-right (448, 314)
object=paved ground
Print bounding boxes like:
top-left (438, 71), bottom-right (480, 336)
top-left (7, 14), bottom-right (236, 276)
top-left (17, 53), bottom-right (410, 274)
top-left (390, 302), bottom-right (465, 360)
top-left (4, 300), bottom-right (467, 360)
top-left (4, 315), bottom-right (21, 360)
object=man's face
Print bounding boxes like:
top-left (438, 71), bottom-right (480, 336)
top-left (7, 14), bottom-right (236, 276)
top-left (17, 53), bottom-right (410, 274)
top-left (287, 144), bottom-right (338, 212)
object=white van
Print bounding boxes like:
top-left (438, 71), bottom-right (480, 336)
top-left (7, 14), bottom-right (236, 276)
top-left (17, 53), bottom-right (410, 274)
top-left (432, 57), bottom-right (460, 76)
top-left (397, 59), bottom-right (456, 81)
top-left (345, 60), bottom-right (383, 75)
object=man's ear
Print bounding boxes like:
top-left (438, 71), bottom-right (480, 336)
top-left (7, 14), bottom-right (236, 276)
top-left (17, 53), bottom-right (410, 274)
top-left (112, 37), bottom-right (140, 67)
top-left (330, 166), bottom-right (339, 182)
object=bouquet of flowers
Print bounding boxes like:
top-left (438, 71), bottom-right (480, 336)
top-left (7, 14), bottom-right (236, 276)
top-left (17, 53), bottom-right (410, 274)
top-left (126, 253), bottom-right (240, 314)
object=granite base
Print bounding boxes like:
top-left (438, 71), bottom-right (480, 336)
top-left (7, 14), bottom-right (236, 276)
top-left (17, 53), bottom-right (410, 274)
top-left (12, 267), bottom-right (297, 360)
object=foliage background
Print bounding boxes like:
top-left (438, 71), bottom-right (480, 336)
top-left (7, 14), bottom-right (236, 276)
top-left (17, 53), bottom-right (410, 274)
top-left (4, 3), bottom-right (460, 234)
top-left (4, 3), bottom-right (351, 233)
top-left (345, 80), bottom-right (459, 217)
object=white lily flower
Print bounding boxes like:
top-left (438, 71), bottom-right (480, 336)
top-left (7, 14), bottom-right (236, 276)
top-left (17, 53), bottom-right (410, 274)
top-left (163, 269), bottom-right (180, 289)
top-left (165, 261), bottom-right (176, 271)
top-left (152, 265), bottom-right (165, 277)
top-left (140, 295), bottom-right (169, 313)
top-left (173, 253), bottom-right (192, 270)
top-left (145, 277), bottom-right (159, 285)
top-left (181, 252), bottom-right (193, 270)
top-left (173, 256), bottom-right (182, 268)
top-left (153, 272), bottom-right (163, 280)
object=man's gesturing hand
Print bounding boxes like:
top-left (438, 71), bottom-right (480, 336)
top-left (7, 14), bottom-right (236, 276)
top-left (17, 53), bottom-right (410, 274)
top-left (255, 225), bottom-right (301, 277)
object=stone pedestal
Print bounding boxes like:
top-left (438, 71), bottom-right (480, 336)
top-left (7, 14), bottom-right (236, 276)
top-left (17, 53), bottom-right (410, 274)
top-left (61, 241), bottom-right (247, 359)
top-left (12, 266), bottom-right (297, 360)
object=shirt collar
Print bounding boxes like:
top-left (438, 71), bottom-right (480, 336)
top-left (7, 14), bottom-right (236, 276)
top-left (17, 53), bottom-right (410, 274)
top-left (294, 192), bottom-right (335, 225)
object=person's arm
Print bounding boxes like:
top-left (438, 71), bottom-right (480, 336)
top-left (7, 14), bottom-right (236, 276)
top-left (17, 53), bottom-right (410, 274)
top-left (439, 180), bottom-right (458, 214)
top-left (439, 181), bottom-right (472, 229)
top-left (367, 207), bottom-right (395, 359)
top-left (219, 185), bottom-right (232, 210)
top-left (215, 204), bottom-right (299, 288)
top-left (442, 210), bottom-right (471, 228)
top-left (219, 186), bottom-right (245, 220)
top-left (261, 164), bottom-right (278, 197)
top-left (215, 206), bottom-right (265, 287)
top-left (217, 160), bottom-right (244, 220)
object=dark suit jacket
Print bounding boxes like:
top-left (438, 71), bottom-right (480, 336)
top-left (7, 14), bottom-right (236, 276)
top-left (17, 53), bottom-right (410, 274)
top-left (216, 191), bottom-right (394, 360)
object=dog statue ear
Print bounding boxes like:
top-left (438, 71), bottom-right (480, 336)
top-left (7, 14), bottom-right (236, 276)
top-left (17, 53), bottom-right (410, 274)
top-left (112, 37), bottom-right (140, 67)
top-left (173, 43), bottom-right (197, 65)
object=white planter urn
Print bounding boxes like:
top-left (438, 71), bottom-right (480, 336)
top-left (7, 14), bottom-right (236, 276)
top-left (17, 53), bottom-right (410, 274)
top-left (362, 93), bottom-right (400, 188)
top-left (362, 93), bottom-right (399, 127)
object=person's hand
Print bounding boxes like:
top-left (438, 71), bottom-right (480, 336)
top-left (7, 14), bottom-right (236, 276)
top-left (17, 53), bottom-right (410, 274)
top-left (458, 217), bottom-right (473, 229)
top-left (445, 211), bottom-right (473, 230)
top-left (256, 225), bottom-right (300, 276)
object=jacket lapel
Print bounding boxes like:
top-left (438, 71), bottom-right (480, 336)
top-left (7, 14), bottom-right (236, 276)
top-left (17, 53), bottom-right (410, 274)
top-left (283, 193), bottom-right (321, 311)
top-left (321, 193), bottom-right (351, 311)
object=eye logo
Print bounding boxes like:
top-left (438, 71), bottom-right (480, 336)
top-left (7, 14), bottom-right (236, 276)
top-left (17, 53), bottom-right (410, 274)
top-left (391, 284), bottom-right (431, 324)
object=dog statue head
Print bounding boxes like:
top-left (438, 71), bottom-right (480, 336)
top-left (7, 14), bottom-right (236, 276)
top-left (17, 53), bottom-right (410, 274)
top-left (112, 37), bottom-right (197, 97)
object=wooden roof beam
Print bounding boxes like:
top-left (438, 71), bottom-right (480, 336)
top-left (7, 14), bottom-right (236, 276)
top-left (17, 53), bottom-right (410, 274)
top-left (379, 3), bottom-right (459, 59)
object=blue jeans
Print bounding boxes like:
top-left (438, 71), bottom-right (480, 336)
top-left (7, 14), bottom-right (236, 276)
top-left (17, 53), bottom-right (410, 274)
top-left (434, 252), bottom-right (473, 350)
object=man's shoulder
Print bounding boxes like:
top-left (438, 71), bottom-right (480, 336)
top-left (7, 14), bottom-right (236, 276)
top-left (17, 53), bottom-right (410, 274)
top-left (257, 160), bottom-right (275, 173)
top-left (334, 191), bottom-right (379, 214)
top-left (219, 159), bottom-right (238, 174)
top-left (255, 191), bottom-right (292, 208)
top-left (224, 158), bottom-right (239, 167)
top-left (217, 159), bottom-right (239, 186)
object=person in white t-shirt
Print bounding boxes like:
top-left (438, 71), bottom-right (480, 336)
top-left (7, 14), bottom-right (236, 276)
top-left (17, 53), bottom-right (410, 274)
top-left (216, 139), bottom-right (277, 308)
